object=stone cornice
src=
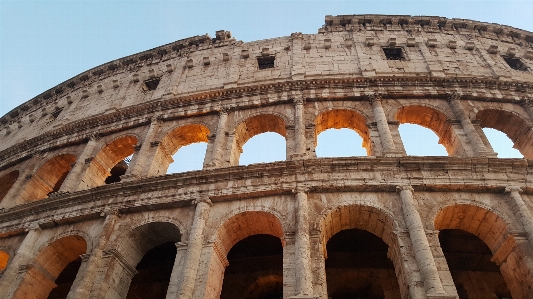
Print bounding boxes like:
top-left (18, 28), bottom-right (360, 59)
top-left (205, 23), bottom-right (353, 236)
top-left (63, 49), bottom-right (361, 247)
top-left (1, 75), bottom-right (531, 169)
top-left (0, 156), bottom-right (530, 236)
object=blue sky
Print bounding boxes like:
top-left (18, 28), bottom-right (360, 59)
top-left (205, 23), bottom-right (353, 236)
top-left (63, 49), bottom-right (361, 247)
top-left (0, 0), bottom-right (527, 172)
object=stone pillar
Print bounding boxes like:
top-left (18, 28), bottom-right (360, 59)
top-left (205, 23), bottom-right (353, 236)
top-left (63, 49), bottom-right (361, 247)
top-left (521, 98), bottom-right (533, 121)
top-left (368, 94), bottom-right (397, 155)
top-left (446, 92), bottom-right (494, 157)
top-left (292, 188), bottom-right (315, 298)
top-left (207, 108), bottom-right (229, 168)
top-left (0, 153), bottom-right (45, 207)
top-left (366, 122), bottom-right (383, 156)
top-left (67, 211), bottom-right (119, 299)
top-left (291, 97), bottom-right (308, 160)
top-left (59, 134), bottom-right (100, 192)
top-left (176, 197), bottom-right (212, 299)
top-left (0, 225), bottom-right (42, 299)
top-left (165, 242), bottom-right (189, 299)
top-left (396, 186), bottom-right (451, 298)
top-left (505, 186), bottom-right (533, 249)
top-left (122, 117), bottom-right (162, 180)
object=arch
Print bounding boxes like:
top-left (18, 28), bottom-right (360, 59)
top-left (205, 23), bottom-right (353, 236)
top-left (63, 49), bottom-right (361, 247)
top-left (396, 105), bottom-right (461, 156)
top-left (314, 109), bottom-right (371, 155)
top-left (0, 250), bottom-right (9, 270)
top-left (476, 109), bottom-right (533, 158)
top-left (231, 114), bottom-right (287, 165)
top-left (0, 170), bottom-right (19, 203)
top-left (80, 135), bottom-right (138, 189)
top-left (18, 154), bottom-right (77, 203)
top-left (434, 204), bottom-right (533, 299)
top-left (12, 235), bottom-right (87, 299)
top-left (319, 204), bottom-right (405, 299)
top-left (153, 124), bottom-right (210, 175)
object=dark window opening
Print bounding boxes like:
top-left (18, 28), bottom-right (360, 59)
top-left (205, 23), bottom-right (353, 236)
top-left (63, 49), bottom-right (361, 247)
top-left (383, 47), bottom-right (405, 60)
top-left (503, 56), bottom-right (528, 71)
top-left (258, 56), bottom-right (275, 70)
top-left (51, 108), bottom-right (63, 119)
top-left (143, 78), bottom-right (161, 91)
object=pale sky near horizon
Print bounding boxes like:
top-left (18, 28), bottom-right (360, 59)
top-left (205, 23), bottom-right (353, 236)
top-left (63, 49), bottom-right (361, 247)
top-left (0, 0), bottom-right (527, 172)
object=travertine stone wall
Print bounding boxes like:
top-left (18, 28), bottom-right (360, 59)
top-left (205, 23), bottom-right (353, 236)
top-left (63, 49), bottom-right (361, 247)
top-left (1, 14), bottom-right (533, 299)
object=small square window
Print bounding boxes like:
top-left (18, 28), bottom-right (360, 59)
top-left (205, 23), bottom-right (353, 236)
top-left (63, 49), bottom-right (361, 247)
top-left (142, 78), bottom-right (161, 91)
top-left (51, 108), bottom-right (63, 119)
top-left (257, 56), bottom-right (275, 70)
top-left (503, 56), bottom-right (528, 71)
top-left (383, 47), bottom-right (405, 60)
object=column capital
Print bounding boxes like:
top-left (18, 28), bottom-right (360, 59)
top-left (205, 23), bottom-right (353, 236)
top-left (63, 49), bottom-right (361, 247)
top-left (293, 97), bottom-right (306, 105)
top-left (366, 92), bottom-right (382, 103)
top-left (521, 97), bottom-right (533, 108)
top-left (193, 196), bottom-right (212, 206)
top-left (150, 115), bottom-right (163, 124)
top-left (79, 253), bottom-right (91, 262)
top-left (446, 91), bottom-right (461, 102)
top-left (396, 185), bottom-right (414, 193)
top-left (505, 186), bottom-right (523, 193)
top-left (87, 132), bottom-right (101, 142)
top-left (293, 186), bottom-right (310, 194)
top-left (217, 106), bottom-right (230, 115)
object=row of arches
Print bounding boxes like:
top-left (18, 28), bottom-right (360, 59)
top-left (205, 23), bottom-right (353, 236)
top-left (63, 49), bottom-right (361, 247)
top-left (0, 104), bottom-right (531, 206)
top-left (2, 201), bottom-right (531, 299)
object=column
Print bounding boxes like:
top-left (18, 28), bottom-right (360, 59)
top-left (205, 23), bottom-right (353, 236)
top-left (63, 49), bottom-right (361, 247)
top-left (292, 97), bottom-right (307, 159)
top-left (505, 186), bottom-right (533, 249)
top-left (165, 242), bottom-right (189, 299)
top-left (521, 98), bottom-right (533, 121)
top-left (446, 92), bottom-right (494, 157)
top-left (368, 94), bottom-right (397, 155)
top-left (0, 225), bottom-right (42, 299)
top-left (207, 108), bottom-right (229, 168)
top-left (122, 117), bottom-right (162, 180)
top-left (67, 211), bottom-right (120, 299)
top-left (176, 197), bottom-right (212, 299)
top-left (292, 188), bottom-right (315, 298)
top-left (396, 186), bottom-right (450, 298)
top-left (59, 134), bottom-right (100, 192)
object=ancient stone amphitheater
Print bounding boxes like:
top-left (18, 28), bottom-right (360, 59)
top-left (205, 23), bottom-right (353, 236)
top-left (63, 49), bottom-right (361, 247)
top-left (1, 14), bottom-right (533, 299)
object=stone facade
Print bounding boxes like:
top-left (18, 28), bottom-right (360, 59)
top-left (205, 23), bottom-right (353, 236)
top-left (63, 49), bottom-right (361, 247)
top-left (0, 14), bottom-right (533, 299)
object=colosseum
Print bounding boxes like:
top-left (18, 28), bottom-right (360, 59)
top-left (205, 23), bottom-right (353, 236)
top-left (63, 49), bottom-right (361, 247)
top-left (1, 13), bottom-right (533, 299)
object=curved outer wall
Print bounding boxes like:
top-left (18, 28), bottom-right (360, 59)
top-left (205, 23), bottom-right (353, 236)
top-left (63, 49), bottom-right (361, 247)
top-left (0, 14), bottom-right (533, 299)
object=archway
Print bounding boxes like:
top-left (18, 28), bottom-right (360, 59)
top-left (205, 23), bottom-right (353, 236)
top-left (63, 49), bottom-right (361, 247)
top-left (320, 205), bottom-right (403, 299)
top-left (231, 114), bottom-right (287, 165)
top-left (434, 204), bottom-right (533, 299)
top-left (158, 124), bottom-right (210, 175)
top-left (115, 221), bottom-right (181, 299)
top-left (0, 170), bottom-right (19, 203)
top-left (18, 154), bottom-right (76, 203)
top-left (12, 235), bottom-right (87, 299)
top-left (476, 109), bottom-right (533, 158)
top-left (315, 109), bottom-right (370, 157)
top-left (80, 135), bottom-right (137, 189)
top-left (396, 105), bottom-right (461, 156)
top-left (211, 211), bottom-right (285, 298)
top-left (0, 250), bottom-right (9, 271)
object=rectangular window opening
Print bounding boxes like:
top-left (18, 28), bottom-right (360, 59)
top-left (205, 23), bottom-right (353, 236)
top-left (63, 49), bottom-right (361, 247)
top-left (503, 56), bottom-right (528, 71)
top-left (258, 56), bottom-right (275, 70)
top-left (143, 78), bottom-right (161, 91)
top-left (383, 47), bottom-right (405, 61)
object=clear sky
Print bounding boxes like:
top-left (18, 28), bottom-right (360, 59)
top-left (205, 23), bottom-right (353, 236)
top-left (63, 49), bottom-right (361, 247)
top-left (0, 0), bottom-right (528, 172)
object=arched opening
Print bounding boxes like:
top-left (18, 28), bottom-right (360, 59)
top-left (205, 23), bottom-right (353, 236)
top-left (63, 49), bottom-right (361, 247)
top-left (439, 229), bottom-right (512, 299)
top-left (126, 242), bottom-right (177, 299)
top-left (0, 250), bottom-right (9, 270)
top-left (221, 234), bottom-right (283, 299)
top-left (209, 211), bottom-right (284, 298)
top-left (80, 135), bottom-right (137, 190)
top-left (12, 235), bottom-right (87, 299)
top-left (482, 128), bottom-right (523, 158)
top-left (231, 115), bottom-right (287, 166)
top-left (0, 170), bottom-right (19, 203)
top-left (320, 205), bottom-right (402, 299)
top-left (239, 132), bottom-right (286, 165)
top-left (111, 222), bottom-right (181, 299)
top-left (315, 109), bottom-right (370, 157)
top-left (434, 204), bottom-right (533, 299)
top-left (18, 154), bottom-right (77, 203)
top-left (396, 105), bottom-right (460, 156)
top-left (158, 124), bottom-right (209, 175)
top-left (399, 124), bottom-right (448, 156)
top-left (476, 109), bottom-right (531, 158)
